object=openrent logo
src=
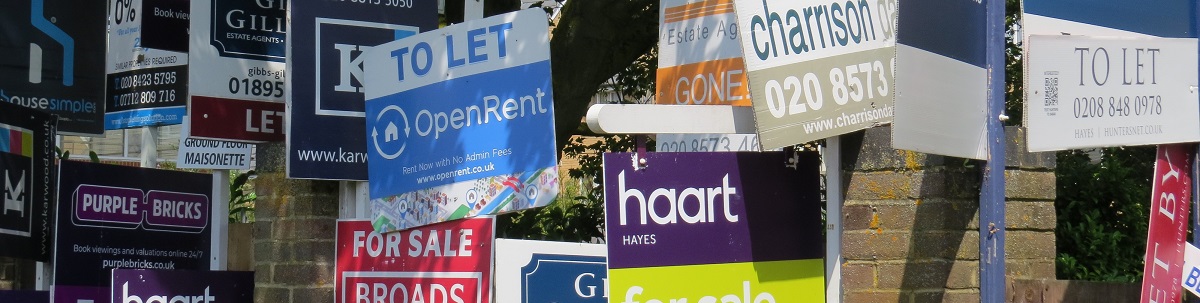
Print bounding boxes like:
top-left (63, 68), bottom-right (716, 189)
top-left (615, 170), bottom-right (739, 226)
top-left (370, 88), bottom-right (550, 160)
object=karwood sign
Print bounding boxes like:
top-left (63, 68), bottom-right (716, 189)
top-left (177, 120), bottom-right (252, 170)
top-left (53, 161), bottom-right (213, 303)
top-left (1024, 36), bottom-right (1199, 151)
top-left (603, 152), bottom-right (824, 302)
top-left (335, 218), bottom-right (494, 303)
top-left (494, 239), bottom-right (607, 303)
top-left (1141, 145), bottom-right (1193, 303)
top-left (891, 0), bottom-right (988, 160)
top-left (362, 9), bottom-right (559, 232)
top-left (285, 0), bottom-right (437, 180)
top-left (105, 0), bottom-right (189, 130)
top-left (110, 269), bottom-right (254, 303)
top-left (731, 0), bottom-right (897, 149)
top-left (0, 0), bottom-right (106, 135)
top-left (0, 102), bottom-right (57, 261)
top-left (188, 0), bottom-right (287, 142)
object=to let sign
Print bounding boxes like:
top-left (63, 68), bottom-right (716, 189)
top-left (1140, 144), bottom-right (1193, 303)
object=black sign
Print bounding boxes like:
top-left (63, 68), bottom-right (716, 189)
top-left (54, 161), bottom-right (212, 303)
top-left (209, 0), bottom-right (286, 62)
top-left (0, 102), bottom-right (57, 261)
top-left (0, 0), bottom-right (107, 135)
top-left (287, 0), bottom-right (437, 180)
top-left (141, 0), bottom-right (190, 53)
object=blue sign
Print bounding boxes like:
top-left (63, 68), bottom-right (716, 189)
top-left (286, 0), bottom-right (436, 180)
top-left (209, 0), bottom-right (287, 62)
top-left (362, 9), bottom-right (559, 232)
top-left (521, 254), bottom-right (607, 303)
top-left (1025, 0), bottom-right (1196, 38)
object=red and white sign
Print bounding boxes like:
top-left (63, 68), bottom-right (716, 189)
top-left (189, 97), bottom-right (286, 142)
top-left (1141, 144), bottom-right (1194, 303)
top-left (335, 218), bottom-right (494, 303)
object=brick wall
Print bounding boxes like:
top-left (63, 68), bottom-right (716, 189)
top-left (253, 143), bottom-right (339, 303)
top-left (840, 126), bottom-right (1056, 303)
top-left (0, 257), bottom-right (14, 289)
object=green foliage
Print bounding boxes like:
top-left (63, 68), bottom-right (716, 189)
top-left (1055, 146), bottom-right (1155, 282)
top-left (229, 170), bottom-right (257, 223)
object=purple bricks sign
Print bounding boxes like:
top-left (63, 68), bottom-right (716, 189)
top-left (110, 269), bottom-right (253, 303)
top-left (602, 151), bottom-right (823, 269)
top-left (53, 161), bottom-right (213, 303)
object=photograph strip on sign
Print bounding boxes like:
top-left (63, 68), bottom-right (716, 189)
top-left (334, 218), bottom-right (495, 303)
top-left (494, 239), bottom-right (607, 303)
top-left (891, 0), bottom-right (989, 160)
top-left (285, 0), bottom-right (437, 181)
top-left (731, 0), bottom-right (897, 150)
top-left (110, 269), bottom-right (254, 303)
top-left (0, 102), bottom-right (57, 261)
top-left (603, 151), bottom-right (825, 302)
top-left (362, 9), bottom-right (559, 232)
top-left (1022, 0), bottom-right (1199, 152)
top-left (0, 0), bottom-right (107, 135)
top-left (1141, 145), bottom-right (1192, 303)
top-left (187, 0), bottom-right (287, 142)
top-left (104, 0), bottom-right (189, 130)
top-left (53, 161), bottom-right (213, 303)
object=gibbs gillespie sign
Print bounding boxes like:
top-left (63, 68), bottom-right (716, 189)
top-left (603, 152), bottom-right (824, 302)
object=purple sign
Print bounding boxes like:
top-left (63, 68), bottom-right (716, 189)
top-left (72, 186), bottom-right (209, 231)
top-left (111, 269), bottom-right (253, 303)
top-left (0, 290), bottom-right (50, 303)
top-left (602, 152), bottom-right (822, 269)
top-left (54, 161), bottom-right (213, 303)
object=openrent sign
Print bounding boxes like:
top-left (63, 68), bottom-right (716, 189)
top-left (732, 0), bottom-right (897, 149)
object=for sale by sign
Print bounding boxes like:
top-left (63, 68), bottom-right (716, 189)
top-left (1141, 144), bottom-right (1193, 303)
top-left (335, 218), bottom-right (494, 303)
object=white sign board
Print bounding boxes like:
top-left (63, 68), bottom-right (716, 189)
top-left (1024, 36), bottom-right (1200, 151)
top-left (494, 239), bottom-right (607, 303)
top-left (177, 120), bottom-right (254, 169)
top-left (1182, 242), bottom-right (1200, 297)
top-left (656, 134), bottom-right (761, 152)
top-left (731, 0), bottom-right (898, 149)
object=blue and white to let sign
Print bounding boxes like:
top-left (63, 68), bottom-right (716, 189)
top-left (362, 9), bottom-right (558, 233)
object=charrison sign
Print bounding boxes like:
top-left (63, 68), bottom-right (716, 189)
top-left (603, 152), bottom-right (824, 302)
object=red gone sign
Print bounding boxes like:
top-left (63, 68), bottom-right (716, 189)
top-left (1140, 144), bottom-right (1194, 303)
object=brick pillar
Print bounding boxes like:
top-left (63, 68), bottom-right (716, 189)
top-left (839, 126), bottom-right (1056, 303)
top-left (0, 257), bottom-right (14, 289)
top-left (253, 142), bottom-right (339, 303)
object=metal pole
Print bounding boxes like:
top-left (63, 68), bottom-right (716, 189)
top-left (980, 0), bottom-right (1008, 301)
top-left (825, 136), bottom-right (843, 303)
top-left (211, 170), bottom-right (230, 270)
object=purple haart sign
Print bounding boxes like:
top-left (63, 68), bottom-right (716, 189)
top-left (602, 151), bottom-right (823, 269)
top-left (111, 269), bottom-right (253, 303)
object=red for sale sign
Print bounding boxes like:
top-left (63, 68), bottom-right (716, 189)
top-left (1140, 144), bottom-right (1194, 303)
top-left (336, 218), bottom-right (494, 303)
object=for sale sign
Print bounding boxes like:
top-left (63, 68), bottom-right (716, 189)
top-left (187, 0), bottom-right (287, 142)
top-left (53, 161), bottom-right (213, 303)
top-left (335, 218), bottom-right (494, 303)
top-left (603, 152), bottom-right (824, 302)
top-left (362, 9), bottom-right (558, 232)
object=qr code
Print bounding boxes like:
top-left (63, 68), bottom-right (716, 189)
top-left (1043, 77), bottom-right (1058, 107)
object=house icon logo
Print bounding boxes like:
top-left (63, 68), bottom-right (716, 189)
top-left (372, 105), bottom-right (409, 160)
